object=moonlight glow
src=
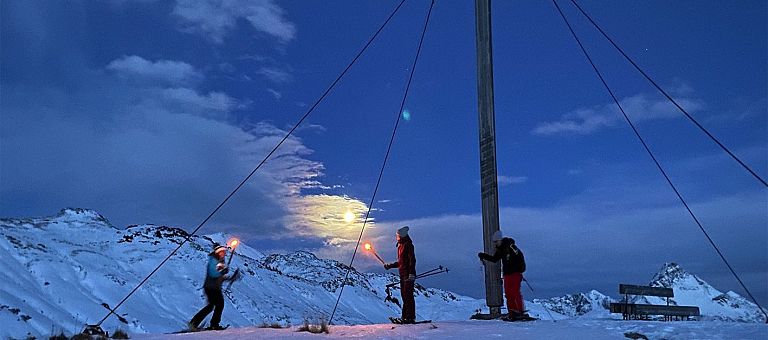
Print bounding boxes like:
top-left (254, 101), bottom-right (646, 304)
top-left (343, 210), bottom-right (355, 223)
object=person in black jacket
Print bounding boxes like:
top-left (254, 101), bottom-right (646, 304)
top-left (478, 230), bottom-right (527, 319)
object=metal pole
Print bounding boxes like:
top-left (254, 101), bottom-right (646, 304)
top-left (475, 0), bottom-right (503, 316)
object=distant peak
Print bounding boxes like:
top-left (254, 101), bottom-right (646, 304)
top-left (650, 262), bottom-right (690, 287)
top-left (55, 208), bottom-right (112, 225)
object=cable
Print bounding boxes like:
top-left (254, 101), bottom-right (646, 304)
top-left (93, 0), bottom-right (410, 327)
top-left (328, 0), bottom-right (436, 325)
top-left (552, 0), bottom-right (768, 322)
top-left (568, 0), bottom-right (767, 188)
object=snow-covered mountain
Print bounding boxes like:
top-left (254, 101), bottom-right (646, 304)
top-left (631, 262), bottom-right (765, 323)
top-left (1, 209), bottom-right (764, 339)
top-left (532, 263), bottom-right (765, 323)
top-left (0, 209), bottom-right (483, 338)
top-left (533, 290), bottom-right (613, 318)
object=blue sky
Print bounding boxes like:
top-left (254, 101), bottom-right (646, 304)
top-left (2, 0), bottom-right (766, 307)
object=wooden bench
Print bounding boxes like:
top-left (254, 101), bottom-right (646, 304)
top-left (609, 284), bottom-right (700, 321)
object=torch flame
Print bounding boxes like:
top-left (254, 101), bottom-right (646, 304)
top-left (228, 238), bottom-right (240, 249)
top-left (364, 243), bottom-right (372, 251)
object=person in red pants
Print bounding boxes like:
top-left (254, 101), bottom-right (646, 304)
top-left (478, 230), bottom-right (528, 320)
top-left (384, 226), bottom-right (417, 324)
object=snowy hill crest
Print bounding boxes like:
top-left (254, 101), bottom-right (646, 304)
top-left (1, 210), bottom-right (764, 338)
top-left (633, 262), bottom-right (765, 322)
top-left (0, 210), bottom-right (482, 338)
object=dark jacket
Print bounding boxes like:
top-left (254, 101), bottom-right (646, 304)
top-left (479, 237), bottom-right (525, 275)
top-left (203, 255), bottom-right (229, 290)
top-left (386, 236), bottom-right (416, 277)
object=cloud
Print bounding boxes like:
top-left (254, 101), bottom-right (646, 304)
top-left (266, 88), bottom-right (282, 100)
top-left (1, 52), bottom-right (371, 250)
top-left (533, 93), bottom-right (705, 136)
top-left (497, 175), bottom-right (527, 186)
top-left (257, 67), bottom-right (292, 84)
top-left (153, 88), bottom-right (239, 113)
top-left (366, 186), bottom-right (767, 303)
top-left (107, 55), bottom-right (202, 85)
top-left (172, 0), bottom-right (296, 44)
top-left (476, 175), bottom-right (527, 187)
top-left (285, 194), bottom-right (373, 242)
top-left (105, 56), bottom-right (240, 120)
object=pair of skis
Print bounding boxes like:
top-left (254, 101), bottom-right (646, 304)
top-left (388, 317), bottom-right (432, 324)
top-left (172, 324), bottom-right (230, 334)
top-left (501, 314), bottom-right (537, 322)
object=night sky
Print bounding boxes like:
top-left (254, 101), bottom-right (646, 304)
top-left (2, 0), bottom-right (766, 305)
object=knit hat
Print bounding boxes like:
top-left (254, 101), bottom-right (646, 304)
top-left (397, 226), bottom-right (409, 238)
top-left (212, 244), bottom-right (227, 255)
top-left (491, 230), bottom-right (503, 243)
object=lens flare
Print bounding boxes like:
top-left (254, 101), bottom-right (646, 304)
top-left (402, 110), bottom-right (411, 121)
top-left (343, 210), bottom-right (355, 223)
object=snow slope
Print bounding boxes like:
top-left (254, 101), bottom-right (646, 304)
top-left (0, 209), bottom-right (482, 338)
top-left (630, 262), bottom-right (765, 322)
top-left (1, 209), bottom-right (764, 339)
top-left (133, 320), bottom-right (767, 340)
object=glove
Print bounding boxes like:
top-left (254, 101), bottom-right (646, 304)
top-left (478, 252), bottom-right (485, 260)
top-left (407, 274), bottom-right (416, 282)
top-left (220, 266), bottom-right (230, 275)
top-left (383, 263), bottom-right (391, 270)
top-left (227, 268), bottom-right (240, 281)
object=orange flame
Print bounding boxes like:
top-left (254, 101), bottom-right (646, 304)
top-left (364, 243), bottom-right (372, 251)
top-left (228, 238), bottom-right (240, 249)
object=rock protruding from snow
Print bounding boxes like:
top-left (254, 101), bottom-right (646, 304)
top-left (534, 290), bottom-right (613, 317)
top-left (263, 251), bottom-right (371, 292)
top-left (53, 207), bottom-right (112, 225)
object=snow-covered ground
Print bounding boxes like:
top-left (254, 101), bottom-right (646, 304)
top-left (2, 209), bottom-right (765, 339)
top-left (134, 320), bottom-right (767, 340)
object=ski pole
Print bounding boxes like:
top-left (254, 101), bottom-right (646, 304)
top-left (386, 267), bottom-right (449, 287)
top-left (522, 276), bottom-right (556, 322)
top-left (416, 265), bottom-right (445, 277)
top-left (414, 269), bottom-right (448, 280)
top-left (522, 277), bottom-right (534, 292)
top-left (416, 267), bottom-right (448, 279)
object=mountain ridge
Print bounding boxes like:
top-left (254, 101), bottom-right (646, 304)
top-left (1, 209), bottom-right (763, 338)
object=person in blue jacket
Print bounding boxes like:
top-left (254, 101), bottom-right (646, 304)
top-left (189, 244), bottom-right (232, 330)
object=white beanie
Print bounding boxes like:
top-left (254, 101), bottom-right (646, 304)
top-left (491, 230), bottom-right (502, 242)
top-left (397, 226), bottom-right (409, 238)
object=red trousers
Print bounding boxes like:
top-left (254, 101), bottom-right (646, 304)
top-left (503, 273), bottom-right (524, 314)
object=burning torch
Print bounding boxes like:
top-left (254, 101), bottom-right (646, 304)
top-left (364, 242), bottom-right (386, 265)
top-left (224, 237), bottom-right (241, 292)
top-left (226, 237), bottom-right (240, 266)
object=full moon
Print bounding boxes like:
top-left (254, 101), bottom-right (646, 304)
top-left (343, 210), bottom-right (355, 223)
